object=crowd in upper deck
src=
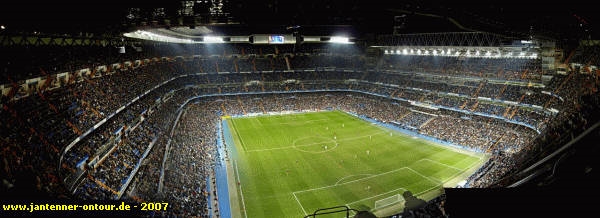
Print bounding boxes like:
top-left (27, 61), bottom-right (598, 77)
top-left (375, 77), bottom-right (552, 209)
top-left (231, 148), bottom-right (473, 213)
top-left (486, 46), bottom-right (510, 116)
top-left (1, 42), bottom-right (598, 217)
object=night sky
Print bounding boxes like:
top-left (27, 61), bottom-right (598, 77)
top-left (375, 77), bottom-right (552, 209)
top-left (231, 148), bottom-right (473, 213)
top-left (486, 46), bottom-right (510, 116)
top-left (0, 0), bottom-right (597, 39)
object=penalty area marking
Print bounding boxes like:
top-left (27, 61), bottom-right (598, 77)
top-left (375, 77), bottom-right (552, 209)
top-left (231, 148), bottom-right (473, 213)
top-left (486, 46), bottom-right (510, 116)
top-left (344, 186), bottom-right (407, 207)
top-left (344, 181), bottom-right (444, 211)
top-left (418, 158), bottom-right (463, 171)
top-left (292, 192), bottom-right (308, 216)
top-left (335, 174), bottom-right (374, 185)
top-left (292, 168), bottom-right (409, 217)
top-left (291, 165), bottom-right (451, 216)
top-left (418, 157), bottom-right (488, 185)
top-left (293, 167), bottom-right (409, 195)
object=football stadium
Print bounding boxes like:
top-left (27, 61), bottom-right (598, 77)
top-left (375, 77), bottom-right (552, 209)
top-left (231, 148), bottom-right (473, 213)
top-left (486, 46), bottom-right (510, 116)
top-left (1, 1), bottom-right (599, 217)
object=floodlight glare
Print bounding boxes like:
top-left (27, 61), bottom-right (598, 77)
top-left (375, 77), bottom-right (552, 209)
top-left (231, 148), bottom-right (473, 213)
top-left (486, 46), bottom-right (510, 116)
top-left (329, 36), bottom-right (351, 44)
top-left (204, 36), bottom-right (224, 43)
top-left (124, 30), bottom-right (195, 43)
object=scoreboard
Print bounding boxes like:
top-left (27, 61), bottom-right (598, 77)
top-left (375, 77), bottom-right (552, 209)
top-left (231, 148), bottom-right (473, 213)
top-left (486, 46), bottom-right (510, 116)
top-left (251, 34), bottom-right (295, 44)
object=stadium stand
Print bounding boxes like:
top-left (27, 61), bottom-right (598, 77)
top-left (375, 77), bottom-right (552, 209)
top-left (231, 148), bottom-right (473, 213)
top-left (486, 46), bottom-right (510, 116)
top-left (1, 1), bottom-right (599, 217)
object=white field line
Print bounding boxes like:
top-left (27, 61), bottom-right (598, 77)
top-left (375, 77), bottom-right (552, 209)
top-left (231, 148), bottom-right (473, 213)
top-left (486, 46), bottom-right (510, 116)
top-left (335, 174), bottom-right (373, 185)
top-left (246, 131), bottom-right (386, 153)
top-left (345, 182), bottom-right (445, 211)
top-left (363, 116), bottom-right (485, 160)
top-left (420, 158), bottom-right (463, 171)
top-left (345, 181), bottom-right (443, 211)
top-left (406, 167), bottom-right (443, 184)
top-left (234, 161), bottom-right (248, 218)
top-left (230, 119), bottom-right (249, 152)
top-left (345, 187), bottom-right (407, 206)
top-left (294, 163), bottom-right (458, 215)
top-left (277, 118), bottom-right (329, 125)
top-left (418, 157), bottom-right (487, 184)
top-left (293, 167), bottom-right (408, 195)
top-left (292, 192), bottom-right (308, 216)
top-left (415, 159), bottom-right (466, 185)
top-left (418, 138), bottom-right (484, 159)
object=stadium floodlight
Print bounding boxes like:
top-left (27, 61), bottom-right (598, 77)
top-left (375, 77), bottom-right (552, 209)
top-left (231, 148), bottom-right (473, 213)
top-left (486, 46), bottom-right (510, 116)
top-left (123, 30), bottom-right (195, 43)
top-left (380, 45), bottom-right (537, 59)
top-left (203, 36), bottom-right (224, 43)
top-left (329, 36), bottom-right (352, 44)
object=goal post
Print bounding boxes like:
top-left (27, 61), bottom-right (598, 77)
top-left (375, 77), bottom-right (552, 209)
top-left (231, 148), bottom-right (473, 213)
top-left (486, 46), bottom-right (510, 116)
top-left (374, 193), bottom-right (403, 210)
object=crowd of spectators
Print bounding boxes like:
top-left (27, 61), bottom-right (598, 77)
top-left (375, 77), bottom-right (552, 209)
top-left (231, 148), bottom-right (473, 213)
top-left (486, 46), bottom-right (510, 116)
top-left (1, 41), bottom-right (598, 218)
top-left (467, 72), bottom-right (600, 188)
top-left (156, 101), bottom-right (217, 217)
top-left (379, 55), bottom-right (544, 82)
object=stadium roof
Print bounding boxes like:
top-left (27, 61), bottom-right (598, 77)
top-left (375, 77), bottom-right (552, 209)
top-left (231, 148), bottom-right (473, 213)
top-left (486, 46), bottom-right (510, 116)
top-left (1, 1), bottom-right (598, 41)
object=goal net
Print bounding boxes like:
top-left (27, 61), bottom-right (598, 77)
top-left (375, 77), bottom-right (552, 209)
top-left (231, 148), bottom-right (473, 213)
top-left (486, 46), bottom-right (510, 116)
top-left (374, 193), bottom-right (403, 209)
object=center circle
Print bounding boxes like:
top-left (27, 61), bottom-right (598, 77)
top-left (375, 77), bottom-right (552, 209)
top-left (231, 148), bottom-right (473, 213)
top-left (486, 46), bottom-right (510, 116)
top-left (292, 136), bottom-right (338, 153)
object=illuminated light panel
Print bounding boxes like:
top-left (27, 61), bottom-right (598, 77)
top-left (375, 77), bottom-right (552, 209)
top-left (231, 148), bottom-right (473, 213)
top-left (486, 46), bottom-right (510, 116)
top-left (204, 36), bottom-right (224, 43)
top-left (329, 36), bottom-right (352, 44)
top-left (381, 46), bottom-right (537, 59)
top-left (124, 30), bottom-right (195, 43)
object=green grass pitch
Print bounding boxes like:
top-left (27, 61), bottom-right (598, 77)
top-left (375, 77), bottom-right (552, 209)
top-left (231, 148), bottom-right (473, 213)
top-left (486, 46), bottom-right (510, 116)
top-left (225, 110), bottom-right (486, 218)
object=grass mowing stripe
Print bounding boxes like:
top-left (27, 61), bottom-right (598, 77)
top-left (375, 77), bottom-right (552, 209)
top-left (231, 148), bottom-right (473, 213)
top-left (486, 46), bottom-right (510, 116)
top-left (293, 167), bottom-right (410, 194)
top-left (233, 160), bottom-right (248, 218)
top-left (230, 119), bottom-right (248, 152)
top-left (292, 192), bottom-right (308, 216)
top-left (227, 110), bottom-right (487, 217)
